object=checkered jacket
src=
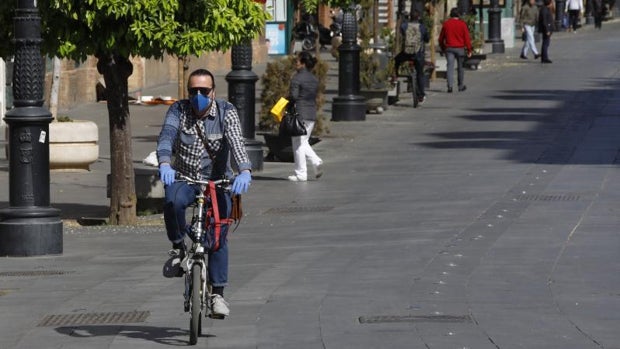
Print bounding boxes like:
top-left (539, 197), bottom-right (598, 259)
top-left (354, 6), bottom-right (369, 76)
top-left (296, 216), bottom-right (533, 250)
top-left (156, 99), bottom-right (251, 180)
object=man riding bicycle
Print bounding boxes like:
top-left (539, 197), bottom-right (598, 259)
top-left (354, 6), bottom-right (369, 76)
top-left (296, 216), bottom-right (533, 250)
top-left (156, 68), bottom-right (252, 319)
top-left (393, 10), bottom-right (430, 104)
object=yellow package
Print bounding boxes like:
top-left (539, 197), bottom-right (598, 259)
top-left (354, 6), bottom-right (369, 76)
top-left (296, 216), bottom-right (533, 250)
top-left (270, 97), bottom-right (289, 122)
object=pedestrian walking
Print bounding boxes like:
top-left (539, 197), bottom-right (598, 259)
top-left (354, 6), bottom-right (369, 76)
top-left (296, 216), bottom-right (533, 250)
top-left (592, 0), bottom-right (604, 29)
top-left (438, 7), bottom-right (473, 93)
top-left (565, 0), bottom-right (583, 32)
top-left (519, 0), bottom-right (541, 59)
top-left (539, 0), bottom-right (555, 63)
top-left (287, 51), bottom-right (323, 182)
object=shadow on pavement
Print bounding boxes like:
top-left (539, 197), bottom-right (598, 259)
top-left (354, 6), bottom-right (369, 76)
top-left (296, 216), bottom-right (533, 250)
top-left (416, 78), bottom-right (620, 165)
top-left (54, 325), bottom-right (209, 346)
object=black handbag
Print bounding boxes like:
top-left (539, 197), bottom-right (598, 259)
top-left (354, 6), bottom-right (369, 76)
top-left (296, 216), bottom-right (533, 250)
top-left (279, 104), bottom-right (307, 137)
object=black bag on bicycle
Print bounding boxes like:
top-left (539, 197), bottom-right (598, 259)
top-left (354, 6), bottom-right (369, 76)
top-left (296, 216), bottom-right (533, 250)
top-left (279, 104), bottom-right (307, 138)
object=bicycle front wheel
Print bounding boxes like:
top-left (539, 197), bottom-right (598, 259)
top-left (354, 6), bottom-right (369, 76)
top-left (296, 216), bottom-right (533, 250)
top-left (189, 263), bottom-right (202, 345)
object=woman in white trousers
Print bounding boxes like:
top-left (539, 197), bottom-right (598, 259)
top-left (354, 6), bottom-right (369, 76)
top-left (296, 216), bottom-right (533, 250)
top-left (288, 52), bottom-right (323, 182)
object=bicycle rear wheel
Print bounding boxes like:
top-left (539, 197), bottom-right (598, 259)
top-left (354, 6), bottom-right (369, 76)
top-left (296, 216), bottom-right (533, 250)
top-left (189, 263), bottom-right (202, 345)
top-left (411, 74), bottom-right (418, 108)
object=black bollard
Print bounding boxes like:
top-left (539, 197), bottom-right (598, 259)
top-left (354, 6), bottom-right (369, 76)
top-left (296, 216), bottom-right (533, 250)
top-left (0, 0), bottom-right (63, 256)
top-left (331, 6), bottom-right (366, 121)
top-left (225, 42), bottom-right (263, 171)
top-left (486, 0), bottom-right (505, 53)
top-left (555, 0), bottom-right (567, 30)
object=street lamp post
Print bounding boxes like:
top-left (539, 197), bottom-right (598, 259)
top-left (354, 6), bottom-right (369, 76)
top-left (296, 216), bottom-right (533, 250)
top-left (486, 0), bottom-right (505, 53)
top-left (0, 0), bottom-right (63, 256)
top-left (225, 42), bottom-right (263, 171)
top-left (331, 6), bottom-right (366, 122)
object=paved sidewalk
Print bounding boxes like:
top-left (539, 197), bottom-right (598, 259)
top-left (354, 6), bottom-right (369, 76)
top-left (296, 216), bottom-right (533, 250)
top-left (1, 21), bottom-right (620, 348)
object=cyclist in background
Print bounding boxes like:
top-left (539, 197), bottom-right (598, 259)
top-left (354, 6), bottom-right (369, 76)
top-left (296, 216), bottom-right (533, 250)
top-left (393, 10), bottom-right (430, 104)
top-left (156, 68), bottom-right (252, 319)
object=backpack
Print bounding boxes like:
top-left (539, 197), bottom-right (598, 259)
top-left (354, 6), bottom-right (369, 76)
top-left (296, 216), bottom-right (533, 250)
top-left (403, 22), bottom-right (422, 54)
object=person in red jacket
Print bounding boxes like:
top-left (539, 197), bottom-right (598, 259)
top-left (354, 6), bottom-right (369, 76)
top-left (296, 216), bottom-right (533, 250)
top-left (438, 8), bottom-right (473, 93)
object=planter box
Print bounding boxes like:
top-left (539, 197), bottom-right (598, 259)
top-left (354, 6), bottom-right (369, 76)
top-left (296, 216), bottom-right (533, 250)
top-left (359, 89), bottom-right (389, 114)
top-left (259, 131), bottom-right (320, 162)
top-left (49, 120), bottom-right (99, 171)
top-left (464, 54), bottom-right (487, 70)
top-left (106, 166), bottom-right (164, 213)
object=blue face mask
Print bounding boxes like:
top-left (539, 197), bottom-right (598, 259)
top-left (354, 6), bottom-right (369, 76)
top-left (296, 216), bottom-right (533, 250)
top-left (190, 94), bottom-right (211, 115)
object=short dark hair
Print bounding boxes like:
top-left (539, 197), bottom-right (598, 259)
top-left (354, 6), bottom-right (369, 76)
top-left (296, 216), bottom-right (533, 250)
top-left (449, 7), bottom-right (460, 18)
top-left (297, 51), bottom-right (317, 70)
top-left (543, 0), bottom-right (551, 5)
top-left (187, 69), bottom-right (216, 90)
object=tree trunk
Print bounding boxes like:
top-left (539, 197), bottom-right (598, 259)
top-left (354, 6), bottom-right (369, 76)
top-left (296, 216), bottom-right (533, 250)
top-left (49, 57), bottom-right (61, 119)
top-left (177, 56), bottom-right (184, 100)
top-left (182, 56), bottom-right (190, 99)
top-left (96, 54), bottom-right (137, 225)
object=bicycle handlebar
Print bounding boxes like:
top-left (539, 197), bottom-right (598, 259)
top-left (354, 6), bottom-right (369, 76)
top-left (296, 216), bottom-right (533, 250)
top-left (176, 174), bottom-right (231, 186)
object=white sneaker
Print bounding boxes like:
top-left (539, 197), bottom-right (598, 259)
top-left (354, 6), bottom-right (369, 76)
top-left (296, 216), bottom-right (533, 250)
top-left (287, 175), bottom-right (307, 182)
top-left (210, 294), bottom-right (230, 318)
top-left (313, 163), bottom-right (324, 179)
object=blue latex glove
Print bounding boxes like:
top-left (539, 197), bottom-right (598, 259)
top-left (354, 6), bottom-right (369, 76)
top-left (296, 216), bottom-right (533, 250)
top-left (232, 171), bottom-right (252, 195)
top-left (159, 163), bottom-right (176, 186)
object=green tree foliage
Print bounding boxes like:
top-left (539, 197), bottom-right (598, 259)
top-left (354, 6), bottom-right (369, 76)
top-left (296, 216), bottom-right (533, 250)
top-left (0, 0), bottom-right (269, 225)
top-left (295, 0), bottom-right (356, 14)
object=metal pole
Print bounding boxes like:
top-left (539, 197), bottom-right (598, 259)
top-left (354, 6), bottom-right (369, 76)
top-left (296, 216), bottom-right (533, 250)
top-left (486, 0), bottom-right (505, 53)
top-left (332, 5), bottom-right (366, 121)
top-left (0, 58), bottom-right (5, 127)
top-left (0, 0), bottom-right (63, 256)
top-left (225, 42), bottom-right (263, 171)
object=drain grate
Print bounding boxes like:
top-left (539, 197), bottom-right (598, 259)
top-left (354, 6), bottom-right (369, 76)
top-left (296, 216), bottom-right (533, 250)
top-left (0, 270), bottom-right (71, 277)
top-left (359, 314), bottom-right (471, 324)
top-left (516, 194), bottom-right (581, 202)
top-left (0, 289), bottom-right (14, 296)
top-left (38, 311), bottom-right (150, 327)
top-left (263, 206), bottom-right (334, 214)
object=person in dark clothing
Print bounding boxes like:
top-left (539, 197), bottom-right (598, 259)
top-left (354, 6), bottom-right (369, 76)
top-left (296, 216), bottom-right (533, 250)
top-left (592, 0), bottom-right (604, 29)
top-left (539, 0), bottom-right (555, 63)
top-left (393, 11), bottom-right (430, 103)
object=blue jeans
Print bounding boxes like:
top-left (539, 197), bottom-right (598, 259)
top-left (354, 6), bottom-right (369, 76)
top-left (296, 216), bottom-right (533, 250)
top-left (164, 181), bottom-right (230, 287)
top-left (521, 25), bottom-right (539, 57)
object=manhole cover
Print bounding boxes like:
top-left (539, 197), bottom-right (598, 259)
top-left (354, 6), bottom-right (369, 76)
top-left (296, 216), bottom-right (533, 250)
top-left (38, 311), bottom-right (150, 327)
top-left (359, 315), bottom-right (471, 324)
top-left (516, 194), bottom-right (581, 202)
top-left (0, 270), bottom-right (70, 277)
top-left (263, 206), bottom-right (334, 214)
